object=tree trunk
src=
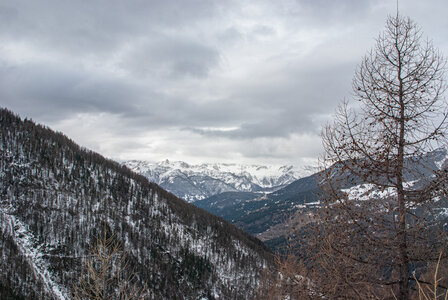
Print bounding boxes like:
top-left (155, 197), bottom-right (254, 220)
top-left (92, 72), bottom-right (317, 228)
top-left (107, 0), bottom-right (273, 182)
top-left (397, 187), bottom-right (409, 299)
top-left (397, 54), bottom-right (409, 300)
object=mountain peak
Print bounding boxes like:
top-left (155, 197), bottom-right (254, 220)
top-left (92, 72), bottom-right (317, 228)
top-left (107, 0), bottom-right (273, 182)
top-left (124, 159), bottom-right (307, 202)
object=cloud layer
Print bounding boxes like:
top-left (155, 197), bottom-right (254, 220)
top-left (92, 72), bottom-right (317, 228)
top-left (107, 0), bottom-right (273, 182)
top-left (1, 0), bottom-right (447, 166)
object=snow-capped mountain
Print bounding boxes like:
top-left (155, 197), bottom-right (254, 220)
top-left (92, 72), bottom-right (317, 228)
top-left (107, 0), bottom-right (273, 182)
top-left (124, 160), bottom-right (306, 202)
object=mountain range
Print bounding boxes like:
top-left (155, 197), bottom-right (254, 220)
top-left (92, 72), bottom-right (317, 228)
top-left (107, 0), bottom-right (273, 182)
top-left (124, 159), bottom-right (322, 251)
top-left (195, 148), bottom-right (448, 250)
top-left (124, 160), bottom-right (305, 202)
top-left (0, 108), bottom-right (272, 299)
top-left (123, 143), bottom-right (448, 253)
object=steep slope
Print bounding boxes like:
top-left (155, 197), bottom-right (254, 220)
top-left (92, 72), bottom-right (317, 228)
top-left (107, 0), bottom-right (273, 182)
top-left (0, 108), bottom-right (272, 300)
top-left (124, 160), bottom-right (304, 202)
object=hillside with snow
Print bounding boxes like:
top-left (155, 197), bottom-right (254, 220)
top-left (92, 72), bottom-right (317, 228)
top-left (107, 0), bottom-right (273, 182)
top-left (124, 160), bottom-right (306, 202)
top-left (0, 108), bottom-right (272, 299)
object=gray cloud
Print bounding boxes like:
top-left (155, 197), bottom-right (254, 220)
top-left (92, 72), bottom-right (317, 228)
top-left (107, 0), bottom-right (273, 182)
top-left (0, 0), bottom-right (447, 166)
top-left (0, 61), bottom-right (139, 121)
top-left (218, 27), bottom-right (243, 45)
top-left (251, 25), bottom-right (276, 37)
top-left (286, 0), bottom-right (377, 26)
top-left (0, 1), bottom-right (222, 49)
top-left (121, 36), bottom-right (221, 78)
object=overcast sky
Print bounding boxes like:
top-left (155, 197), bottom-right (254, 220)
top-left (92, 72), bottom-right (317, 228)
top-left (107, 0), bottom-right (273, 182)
top-left (1, 0), bottom-right (447, 168)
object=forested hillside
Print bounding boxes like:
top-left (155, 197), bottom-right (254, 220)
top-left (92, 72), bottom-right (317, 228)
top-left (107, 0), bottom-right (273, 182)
top-left (0, 108), bottom-right (272, 299)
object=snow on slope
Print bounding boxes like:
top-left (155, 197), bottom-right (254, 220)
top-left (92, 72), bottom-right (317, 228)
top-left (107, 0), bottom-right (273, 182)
top-left (1, 207), bottom-right (67, 299)
top-left (124, 160), bottom-right (307, 202)
top-left (340, 148), bottom-right (448, 203)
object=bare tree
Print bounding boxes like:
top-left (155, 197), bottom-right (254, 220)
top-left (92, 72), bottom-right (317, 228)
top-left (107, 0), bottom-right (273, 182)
top-left (255, 253), bottom-right (315, 300)
top-left (414, 252), bottom-right (448, 300)
top-left (319, 13), bottom-right (448, 299)
top-left (72, 226), bottom-right (147, 300)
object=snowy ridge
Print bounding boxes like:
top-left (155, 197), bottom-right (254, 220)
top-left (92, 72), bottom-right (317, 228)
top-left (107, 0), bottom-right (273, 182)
top-left (125, 159), bottom-right (306, 202)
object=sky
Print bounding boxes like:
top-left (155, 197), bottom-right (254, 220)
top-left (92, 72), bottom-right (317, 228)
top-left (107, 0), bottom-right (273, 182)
top-left (1, 0), bottom-right (447, 168)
